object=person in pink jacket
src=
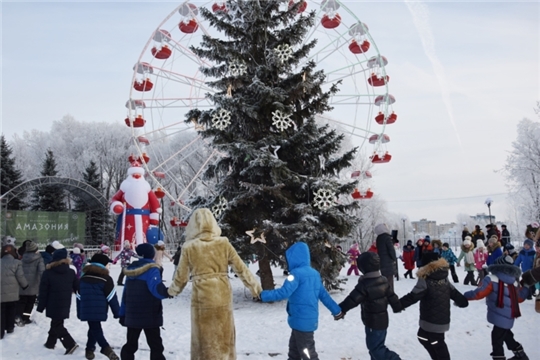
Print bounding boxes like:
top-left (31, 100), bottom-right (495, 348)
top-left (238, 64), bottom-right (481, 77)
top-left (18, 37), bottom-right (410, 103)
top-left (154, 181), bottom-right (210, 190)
top-left (346, 243), bottom-right (361, 276)
top-left (474, 239), bottom-right (488, 284)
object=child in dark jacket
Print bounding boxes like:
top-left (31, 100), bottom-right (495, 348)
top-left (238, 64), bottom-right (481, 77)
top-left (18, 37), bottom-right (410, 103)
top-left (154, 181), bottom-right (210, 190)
top-left (37, 248), bottom-right (79, 354)
top-left (400, 252), bottom-right (469, 360)
top-left (339, 252), bottom-right (402, 360)
top-left (464, 255), bottom-right (529, 360)
top-left (260, 242), bottom-right (341, 360)
top-left (77, 254), bottom-right (120, 360)
top-left (119, 243), bottom-right (169, 360)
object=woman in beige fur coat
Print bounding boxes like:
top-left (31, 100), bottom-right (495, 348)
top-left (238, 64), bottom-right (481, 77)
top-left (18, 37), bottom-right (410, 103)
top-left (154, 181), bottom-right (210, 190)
top-left (168, 208), bottom-right (262, 360)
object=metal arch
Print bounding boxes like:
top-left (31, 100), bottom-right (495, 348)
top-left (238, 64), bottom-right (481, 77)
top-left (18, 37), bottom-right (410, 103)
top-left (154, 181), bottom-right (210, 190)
top-left (0, 177), bottom-right (108, 211)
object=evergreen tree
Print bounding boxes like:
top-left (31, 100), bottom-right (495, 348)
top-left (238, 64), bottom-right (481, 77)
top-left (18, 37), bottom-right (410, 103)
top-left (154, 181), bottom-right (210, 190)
top-left (185, 0), bottom-right (358, 289)
top-left (0, 135), bottom-right (25, 210)
top-left (74, 161), bottom-right (108, 245)
top-left (30, 149), bottom-right (66, 212)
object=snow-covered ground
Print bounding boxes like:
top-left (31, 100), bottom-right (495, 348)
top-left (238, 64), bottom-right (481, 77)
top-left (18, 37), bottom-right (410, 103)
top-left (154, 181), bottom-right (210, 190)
top-left (1, 259), bottom-right (538, 359)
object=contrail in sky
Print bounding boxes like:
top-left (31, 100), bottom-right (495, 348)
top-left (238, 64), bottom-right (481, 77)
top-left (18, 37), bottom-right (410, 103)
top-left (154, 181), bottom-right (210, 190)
top-left (404, 0), bottom-right (463, 151)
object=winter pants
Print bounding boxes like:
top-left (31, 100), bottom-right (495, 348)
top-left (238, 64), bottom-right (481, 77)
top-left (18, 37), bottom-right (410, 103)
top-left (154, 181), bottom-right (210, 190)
top-left (404, 270), bottom-right (415, 279)
top-left (417, 328), bottom-right (450, 360)
top-left (86, 321), bottom-right (109, 351)
top-left (365, 326), bottom-right (401, 360)
top-left (448, 265), bottom-right (459, 283)
top-left (45, 318), bottom-right (76, 350)
top-left (463, 270), bottom-right (477, 286)
top-left (117, 269), bottom-right (126, 285)
top-left (347, 265), bottom-right (359, 276)
top-left (17, 295), bottom-right (37, 321)
top-left (288, 329), bottom-right (318, 360)
top-left (1, 301), bottom-right (17, 337)
top-left (490, 325), bottom-right (521, 357)
top-left (120, 327), bottom-right (165, 360)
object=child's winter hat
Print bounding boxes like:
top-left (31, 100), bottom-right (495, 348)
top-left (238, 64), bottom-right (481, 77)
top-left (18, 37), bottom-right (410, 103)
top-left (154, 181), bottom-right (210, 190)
top-left (422, 251), bottom-right (440, 266)
top-left (463, 238), bottom-right (472, 247)
top-left (407, 240), bottom-right (413, 246)
top-left (73, 247), bottom-right (81, 255)
top-left (488, 235), bottom-right (499, 244)
top-left (476, 240), bottom-right (485, 249)
top-left (442, 242), bottom-right (449, 248)
top-left (495, 255), bottom-right (514, 265)
top-left (90, 253), bottom-right (110, 266)
top-left (136, 243), bottom-right (155, 259)
top-left (157, 240), bottom-right (165, 246)
top-left (2, 236), bottom-right (16, 246)
top-left (423, 236), bottom-right (431, 243)
top-left (25, 241), bottom-right (39, 253)
top-left (45, 244), bottom-right (55, 254)
top-left (100, 245), bottom-right (110, 253)
top-left (52, 240), bottom-right (65, 250)
top-left (52, 248), bottom-right (68, 261)
top-left (523, 239), bottom-right (534, 248)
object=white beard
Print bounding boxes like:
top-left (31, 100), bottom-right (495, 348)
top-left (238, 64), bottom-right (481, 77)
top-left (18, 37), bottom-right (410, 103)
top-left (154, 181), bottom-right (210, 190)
top-left (120, 177), bottom-right (151, 208)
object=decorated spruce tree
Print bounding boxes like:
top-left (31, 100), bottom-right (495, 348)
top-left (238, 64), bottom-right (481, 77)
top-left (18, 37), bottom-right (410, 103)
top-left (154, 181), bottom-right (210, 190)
top-left (185, 0), bottom-right (358, 290)
top-left (30, 149), bottom-right (66, 212)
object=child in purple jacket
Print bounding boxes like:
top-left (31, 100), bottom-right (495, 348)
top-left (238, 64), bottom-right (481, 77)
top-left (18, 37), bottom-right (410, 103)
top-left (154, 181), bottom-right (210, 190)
top-left (112, 241), bottom-right (139, 286)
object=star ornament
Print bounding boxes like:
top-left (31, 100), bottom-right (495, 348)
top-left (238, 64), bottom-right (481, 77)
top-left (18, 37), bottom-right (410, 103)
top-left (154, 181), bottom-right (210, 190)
top-left (246, 229), bottom-right (267, 244)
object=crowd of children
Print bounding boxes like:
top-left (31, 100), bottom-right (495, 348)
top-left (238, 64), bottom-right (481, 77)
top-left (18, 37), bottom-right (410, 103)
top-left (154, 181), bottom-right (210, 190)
top-left (1, 220), bottom-right (539, 360)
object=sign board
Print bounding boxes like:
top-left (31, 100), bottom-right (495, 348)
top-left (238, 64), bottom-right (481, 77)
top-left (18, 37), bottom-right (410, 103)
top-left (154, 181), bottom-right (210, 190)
top-left (1, 210), bottom-right (86, 247)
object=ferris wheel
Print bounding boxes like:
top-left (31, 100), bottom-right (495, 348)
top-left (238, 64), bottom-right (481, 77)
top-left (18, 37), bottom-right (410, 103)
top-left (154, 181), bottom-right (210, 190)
top-left (125, 0), bottom-right (397, 225)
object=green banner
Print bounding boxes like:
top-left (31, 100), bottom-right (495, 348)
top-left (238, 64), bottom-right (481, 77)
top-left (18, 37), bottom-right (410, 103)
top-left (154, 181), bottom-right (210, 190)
top-left (2, 210), bottom-right (86, 247)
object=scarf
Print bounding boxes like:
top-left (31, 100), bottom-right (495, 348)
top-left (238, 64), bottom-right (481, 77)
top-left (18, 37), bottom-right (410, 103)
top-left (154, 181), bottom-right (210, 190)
top-left (464, 249), bottom-right (474, 265)
top-left (496, 280), bottom-right (521, 318)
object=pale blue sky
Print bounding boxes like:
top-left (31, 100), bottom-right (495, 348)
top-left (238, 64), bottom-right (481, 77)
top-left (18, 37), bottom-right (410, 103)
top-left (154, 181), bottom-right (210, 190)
top-left (2, 1), bottom-right (539, 223)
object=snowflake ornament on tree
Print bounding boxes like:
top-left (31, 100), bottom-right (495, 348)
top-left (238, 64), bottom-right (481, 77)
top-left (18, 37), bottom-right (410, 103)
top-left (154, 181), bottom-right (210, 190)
top-left (212, 197), bottom-right (228, 218)
top-left (313, 188), bottom-right (336, 210)
top-left (272, 110), bottom-right (295, 131)
top-left (211, 109), bottom-right (232, 130)
top-left (229, 60), bottom-right (247, 76)
top-left (274, 44), bottom-right (293, 64)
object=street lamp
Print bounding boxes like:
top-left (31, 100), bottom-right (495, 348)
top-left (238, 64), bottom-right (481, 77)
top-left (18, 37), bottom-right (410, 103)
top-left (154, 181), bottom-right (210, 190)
top-left (485, 198), bottom-right (493, 225)
top-left (401, 217), bottom-right (407, 247)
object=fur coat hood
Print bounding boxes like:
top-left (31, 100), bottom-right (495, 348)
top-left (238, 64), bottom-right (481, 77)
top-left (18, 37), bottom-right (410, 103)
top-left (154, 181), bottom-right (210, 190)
top-left (488, 263), bottom-right (522, 282)
top-left (82, 264), bottom-right (110, 277)
top-left (416, 258), bottom-right (449, 279)
top-left (123, 261), bottom-right (161, 277)
top-left (431, 239), bottom-right (443, 250)
top-left (46, 258), bottom-right (71, 270)
top-left (185, 207), bottom-right (227, 242)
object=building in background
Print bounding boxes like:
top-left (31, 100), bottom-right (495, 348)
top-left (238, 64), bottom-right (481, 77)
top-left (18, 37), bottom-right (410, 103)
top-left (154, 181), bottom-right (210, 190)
top-left (411, 219), bottom-right (438, 236)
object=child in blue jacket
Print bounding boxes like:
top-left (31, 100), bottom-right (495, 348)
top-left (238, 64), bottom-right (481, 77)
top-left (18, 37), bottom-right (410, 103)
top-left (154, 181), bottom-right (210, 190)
top-left (464, 255), bottom-right (529, 360)
top-left (119, 243), bottom-right (169, 360)
top-left (441, 242), bottom-right (459, 283)
top-left (260, 242), bottom-right (342, 360)
top-left (76, 254), bottom-right (120, 360)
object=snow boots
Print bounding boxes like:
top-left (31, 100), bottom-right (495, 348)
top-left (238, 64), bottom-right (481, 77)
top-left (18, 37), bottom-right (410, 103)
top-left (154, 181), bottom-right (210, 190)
top-left (508, 345), bottom-right (529, 360)
top-left (85, 349), bottom-right (95, 359)
top-left (100, 346), bottom-right (119, 360)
